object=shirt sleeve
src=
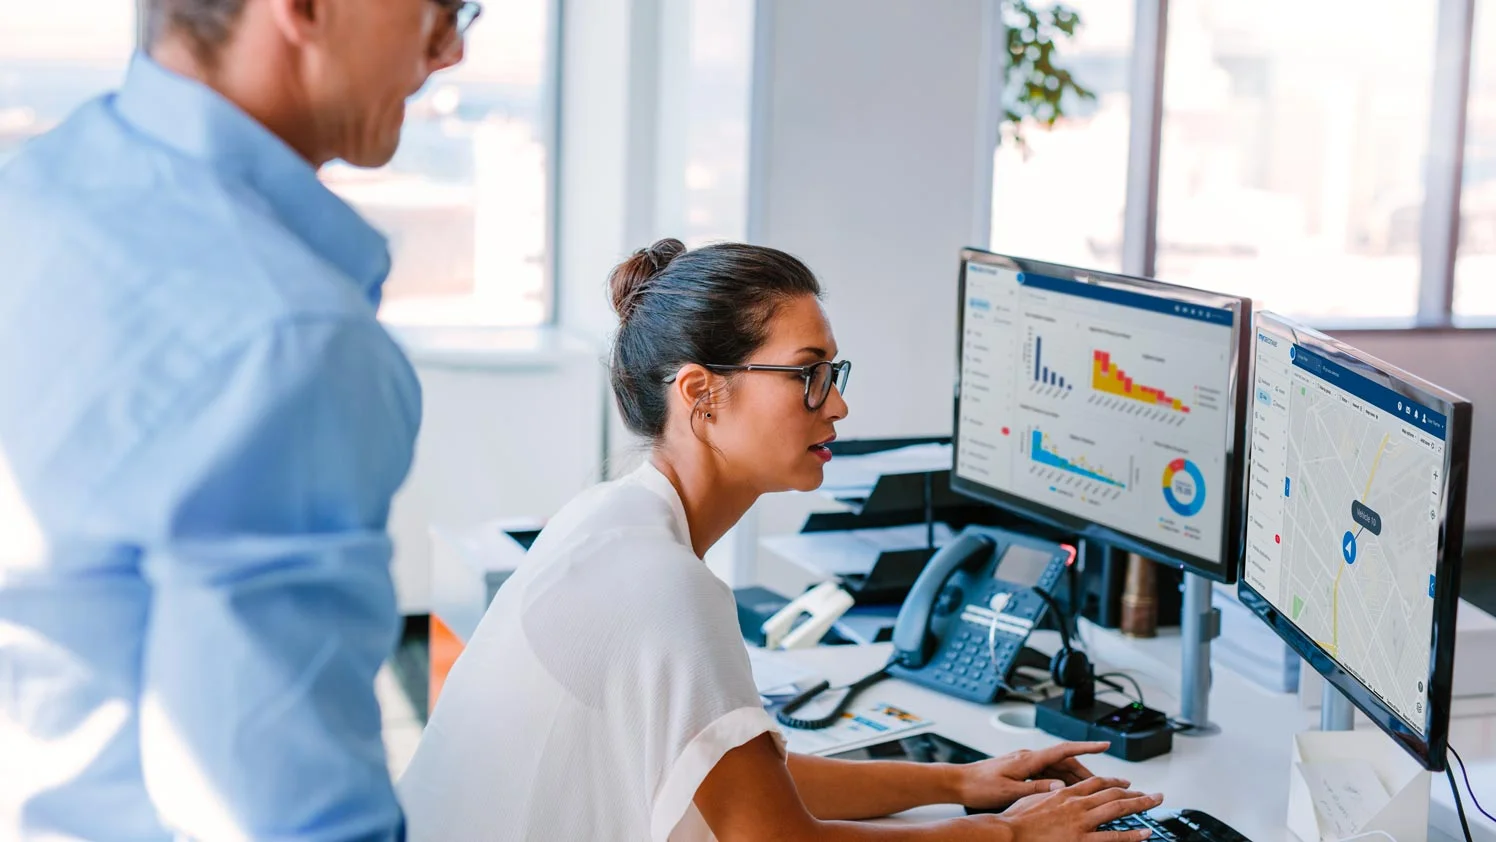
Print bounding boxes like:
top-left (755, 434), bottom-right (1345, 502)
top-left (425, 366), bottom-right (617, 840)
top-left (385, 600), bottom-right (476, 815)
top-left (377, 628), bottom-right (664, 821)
top-left (107, 316), bottom-right (421, 841)
top-left (521, 535), bottom-right (784, 842)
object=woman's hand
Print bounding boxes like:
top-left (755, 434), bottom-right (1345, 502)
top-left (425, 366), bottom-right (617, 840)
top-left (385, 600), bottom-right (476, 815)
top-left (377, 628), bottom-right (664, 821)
top-left (1001, 776), bottom-right (1164, 842)
top-left (954, 741), bottom-right (1112, 811)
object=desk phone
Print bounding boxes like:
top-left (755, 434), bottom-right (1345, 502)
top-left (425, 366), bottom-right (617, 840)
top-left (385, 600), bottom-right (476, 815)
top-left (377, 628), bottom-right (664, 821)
top-left (888, 526), bottom-right (1074, 703)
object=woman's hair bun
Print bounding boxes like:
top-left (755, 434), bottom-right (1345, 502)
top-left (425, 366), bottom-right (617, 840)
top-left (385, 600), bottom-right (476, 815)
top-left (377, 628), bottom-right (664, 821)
top-left (609, 238), bottom-right (687, 322)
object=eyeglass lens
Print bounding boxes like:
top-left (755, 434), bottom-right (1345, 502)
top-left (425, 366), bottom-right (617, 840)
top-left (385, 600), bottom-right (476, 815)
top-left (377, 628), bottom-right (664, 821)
top-left (806, 362), bottom-right (849, 409)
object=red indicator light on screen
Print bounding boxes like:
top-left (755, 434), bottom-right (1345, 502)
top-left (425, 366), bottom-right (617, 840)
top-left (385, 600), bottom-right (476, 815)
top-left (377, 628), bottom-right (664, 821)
top-left (1001, 427), bottom-right (1010, 436)
top-left (1275, 534), bottom-right (1281, 544)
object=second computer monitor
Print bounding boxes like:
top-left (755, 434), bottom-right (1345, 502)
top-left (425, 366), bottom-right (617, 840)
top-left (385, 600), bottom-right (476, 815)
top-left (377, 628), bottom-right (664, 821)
top-left (952, 249), bottom-right (1251, 583)
top-left (1240, 313), bottom-right (1471, 769)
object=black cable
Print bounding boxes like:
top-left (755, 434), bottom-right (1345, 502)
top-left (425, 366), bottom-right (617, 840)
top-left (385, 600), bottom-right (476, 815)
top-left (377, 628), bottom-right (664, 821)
top-left (1098, 672), bottom-right (1145, 706)
top-left (1448, 765), bottom-right (1474, 842)
top-left (1031, 587), bottom-right (1075, 652)
top-left (1094, 683), bottom-right (1137, 706)
top-left (775, 663), bottom-right (891, 731)
top-left (1450, 745), bottom-right (1496, 825)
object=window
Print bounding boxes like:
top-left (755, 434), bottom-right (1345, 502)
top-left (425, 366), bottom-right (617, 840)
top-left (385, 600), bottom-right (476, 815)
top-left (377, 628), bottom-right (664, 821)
top-left (678, 0), bottom-right (754, 246)
top-left (990, 0), bottom-right (1134, 271)
top-left (1, 3), bottom-right (555, 329)
top-left (0, 4), bottom-right (136, 169)
top-left (1155, 0), bottom-right (1437, 320)
top-left (1455, 0), bottom-right (1496, 318)
top-left (327, 2), bottom-right (555, 328)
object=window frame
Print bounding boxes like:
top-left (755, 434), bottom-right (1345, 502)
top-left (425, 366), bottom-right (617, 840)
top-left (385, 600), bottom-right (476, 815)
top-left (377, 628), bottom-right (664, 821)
top-left (1038, 0), bottom-right (1483, 331)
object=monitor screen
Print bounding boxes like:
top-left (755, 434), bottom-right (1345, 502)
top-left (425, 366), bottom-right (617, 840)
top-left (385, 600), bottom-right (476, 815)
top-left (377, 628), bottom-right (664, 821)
top-left (1240, 313), bottom-right (1470, 769)
top-left (952, 250), bottom-right (1250, 582)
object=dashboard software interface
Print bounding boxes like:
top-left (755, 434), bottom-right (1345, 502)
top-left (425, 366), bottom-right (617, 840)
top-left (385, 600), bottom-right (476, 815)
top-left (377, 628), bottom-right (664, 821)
top-left (956, 261), bottom-right (1237, 566)
top-left (1244, 319), bottom-right (1447, 734)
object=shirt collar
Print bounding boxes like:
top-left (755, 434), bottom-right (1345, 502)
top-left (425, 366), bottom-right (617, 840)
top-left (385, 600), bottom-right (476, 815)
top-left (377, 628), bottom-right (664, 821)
top-left (633, 461), bottom-right (695, 554)
top-left (112, 53), bottom-right (392, 307)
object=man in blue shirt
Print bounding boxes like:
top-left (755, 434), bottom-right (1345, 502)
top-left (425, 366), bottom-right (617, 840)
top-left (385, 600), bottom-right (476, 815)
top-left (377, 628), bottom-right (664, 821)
top-left (0, 1), bottom-right (478, 838)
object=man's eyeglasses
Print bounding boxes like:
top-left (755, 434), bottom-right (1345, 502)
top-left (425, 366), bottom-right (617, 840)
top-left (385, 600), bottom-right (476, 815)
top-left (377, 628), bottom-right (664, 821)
top-left (697, 360), bottom-right (852, 411)
top-left (430, 0), bottom-right (483, 60)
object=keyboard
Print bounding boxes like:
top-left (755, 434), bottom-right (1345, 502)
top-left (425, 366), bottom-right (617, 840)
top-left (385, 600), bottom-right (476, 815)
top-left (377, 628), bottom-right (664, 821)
top-left (1100, 809), bottom-right (1252, 841)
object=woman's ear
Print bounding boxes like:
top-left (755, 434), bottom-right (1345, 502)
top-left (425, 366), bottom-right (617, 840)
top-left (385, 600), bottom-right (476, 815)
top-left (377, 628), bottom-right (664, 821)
top-left (670, 364), bottom-right (719, 422)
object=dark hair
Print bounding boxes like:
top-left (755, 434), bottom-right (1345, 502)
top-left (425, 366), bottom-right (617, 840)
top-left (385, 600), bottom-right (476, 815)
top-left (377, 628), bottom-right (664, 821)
top-left (609, 238), bottom-right (823, 441)
top-left (146, 0), bottom-right (247, 62)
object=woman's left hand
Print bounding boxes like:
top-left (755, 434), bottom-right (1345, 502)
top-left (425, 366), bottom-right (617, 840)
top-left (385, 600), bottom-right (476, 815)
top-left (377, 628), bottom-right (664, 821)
top-left (955, 741), bottom-right (1115, 811)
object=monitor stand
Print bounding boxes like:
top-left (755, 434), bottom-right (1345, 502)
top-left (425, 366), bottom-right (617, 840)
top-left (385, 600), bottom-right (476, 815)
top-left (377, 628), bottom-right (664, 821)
top-left (1321, 683), bottom-right (1356, 731)
top-left (1178, 572), bottom-right (1221, 736)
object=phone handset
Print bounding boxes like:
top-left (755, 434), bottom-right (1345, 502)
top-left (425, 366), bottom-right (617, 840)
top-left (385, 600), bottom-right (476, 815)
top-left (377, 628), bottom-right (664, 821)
top-left (776, 532), bottom-right (1000, 731)
top-left (891, 532), bottom-right (998, 668)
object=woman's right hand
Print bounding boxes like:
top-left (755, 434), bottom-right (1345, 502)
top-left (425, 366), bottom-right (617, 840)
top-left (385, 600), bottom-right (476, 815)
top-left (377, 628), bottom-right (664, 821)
top-left (1000, 776), bottom-right (1164, 842)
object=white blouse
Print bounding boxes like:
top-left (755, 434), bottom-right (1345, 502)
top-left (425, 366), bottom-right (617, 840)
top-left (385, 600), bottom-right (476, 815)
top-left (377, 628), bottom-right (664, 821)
top-left (398, 462), bottom-right (785, 842)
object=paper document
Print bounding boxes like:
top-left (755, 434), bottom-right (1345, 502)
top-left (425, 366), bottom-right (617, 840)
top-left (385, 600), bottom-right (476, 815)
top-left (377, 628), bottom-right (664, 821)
top-left (747, 648), bottom-right (822, 696)
top-left (1298, 760), bottom-right (1391, 840)
top-left (779, 700), bottom-right (932, 756)
top-left (762, 523), bottom-right (955, 577)
top-left (819, 443), bottom-right (954, 499)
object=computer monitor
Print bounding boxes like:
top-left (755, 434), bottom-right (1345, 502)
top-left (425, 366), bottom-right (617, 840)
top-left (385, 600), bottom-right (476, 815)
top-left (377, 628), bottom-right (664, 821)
top-left (952, 249), bottom-right (1251, 583)
top-left (1239, 313), bottom-right (1471, 770)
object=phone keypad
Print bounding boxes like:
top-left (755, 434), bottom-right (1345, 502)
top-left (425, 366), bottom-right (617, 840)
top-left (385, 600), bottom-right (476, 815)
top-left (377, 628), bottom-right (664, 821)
top-left (886, 532), bottom-right (1071, 704)
top-left (922, 627), bottom-right (1013, 701)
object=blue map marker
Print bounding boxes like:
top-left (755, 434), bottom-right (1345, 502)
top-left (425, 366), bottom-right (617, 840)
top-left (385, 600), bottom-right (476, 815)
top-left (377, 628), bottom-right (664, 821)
top-left (1342, 530), bottom-right (1358, 565)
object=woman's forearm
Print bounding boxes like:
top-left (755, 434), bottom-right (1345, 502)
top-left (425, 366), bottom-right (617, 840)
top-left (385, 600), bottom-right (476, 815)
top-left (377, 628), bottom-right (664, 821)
top-left (786, 753), bottom-right (966, 821)
top-left (813, 815), bottom-right (1016, 841)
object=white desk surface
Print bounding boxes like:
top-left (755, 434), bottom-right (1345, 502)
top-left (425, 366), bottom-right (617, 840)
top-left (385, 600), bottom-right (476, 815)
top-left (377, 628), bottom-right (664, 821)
top-left (760, 627), bottom-right (1496, 841)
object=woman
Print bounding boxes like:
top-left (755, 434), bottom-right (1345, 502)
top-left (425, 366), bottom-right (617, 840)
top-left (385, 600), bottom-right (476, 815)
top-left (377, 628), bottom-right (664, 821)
top-left (398, 239), bottom-right (1161, 841)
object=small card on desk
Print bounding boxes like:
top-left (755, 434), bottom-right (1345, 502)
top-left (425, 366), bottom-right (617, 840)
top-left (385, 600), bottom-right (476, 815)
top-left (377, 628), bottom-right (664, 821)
top-left (1287, 731), bottom-right (1431, 842)
top-left (1298, 760), bottom-right (1389, 839)
top-left (778, 701), bottom-right (932, 757)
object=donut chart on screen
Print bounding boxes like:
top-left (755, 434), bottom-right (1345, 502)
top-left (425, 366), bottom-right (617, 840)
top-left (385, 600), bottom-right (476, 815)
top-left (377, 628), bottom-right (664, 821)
top-left (1162, 458), bottom-right (1206, 517)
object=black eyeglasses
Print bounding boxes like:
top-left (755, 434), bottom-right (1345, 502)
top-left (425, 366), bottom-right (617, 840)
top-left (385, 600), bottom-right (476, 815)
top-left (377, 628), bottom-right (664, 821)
top-left (430, 0), bottom-right (482, 59)
top-left (698, 360), bottom-right (852, 411)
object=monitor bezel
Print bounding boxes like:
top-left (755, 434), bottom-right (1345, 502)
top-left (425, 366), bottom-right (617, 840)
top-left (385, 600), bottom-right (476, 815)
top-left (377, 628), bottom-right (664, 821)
top-left (950, 248), bottom-right (1252, 584)
top-left (1238, 312), bottom-right (1471, 771)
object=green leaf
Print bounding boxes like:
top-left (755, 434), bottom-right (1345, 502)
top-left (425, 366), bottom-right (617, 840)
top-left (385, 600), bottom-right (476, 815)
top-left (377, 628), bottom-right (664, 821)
top-left (996, 0), bottom-right (1093, 144)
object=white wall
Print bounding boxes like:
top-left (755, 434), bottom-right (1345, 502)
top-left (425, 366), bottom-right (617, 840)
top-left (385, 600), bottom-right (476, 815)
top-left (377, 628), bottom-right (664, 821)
top-left (386, 330), bottom-right (607, 613)
top-left (1333, 329), bottom-right (1495, 536)
top-left (748, 0), bottom-right (1000, 440)
top-left (557, 0), bottom-right (680, 338)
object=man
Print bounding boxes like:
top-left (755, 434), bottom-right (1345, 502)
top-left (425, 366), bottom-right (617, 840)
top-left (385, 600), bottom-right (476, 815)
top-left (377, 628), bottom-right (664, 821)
top-left (0, 0), bottom-right (476, 838)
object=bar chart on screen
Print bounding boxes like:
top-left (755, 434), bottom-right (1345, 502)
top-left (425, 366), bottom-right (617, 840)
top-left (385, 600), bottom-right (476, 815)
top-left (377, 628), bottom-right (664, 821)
top-left (1025, 426), bottom-right (1130, 505)
top-left (1025, 330), bottom-right (1076, 398)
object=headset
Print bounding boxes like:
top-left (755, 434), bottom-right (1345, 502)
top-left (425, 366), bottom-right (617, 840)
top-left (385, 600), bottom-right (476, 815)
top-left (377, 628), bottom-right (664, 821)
top-left (1032, 587), bottom-right (1094, 710)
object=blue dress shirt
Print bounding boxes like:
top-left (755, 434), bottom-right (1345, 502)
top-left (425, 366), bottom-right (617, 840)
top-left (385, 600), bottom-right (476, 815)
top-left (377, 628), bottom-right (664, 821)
top-left (0, 55), bottom-right (420, 841)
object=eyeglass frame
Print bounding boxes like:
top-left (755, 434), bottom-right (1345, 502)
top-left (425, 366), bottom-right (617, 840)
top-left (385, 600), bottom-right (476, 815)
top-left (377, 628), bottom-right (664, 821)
top-left (665, 360), bottom-right (852, 412)
top-left (429, 0), bottom-right (483, 59)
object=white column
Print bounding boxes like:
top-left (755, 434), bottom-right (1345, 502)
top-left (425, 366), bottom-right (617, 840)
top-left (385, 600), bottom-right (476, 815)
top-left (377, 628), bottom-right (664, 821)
top-left (556, 0), bottom-right (702, 481)
top-left (732, 0), bottom-right (999, 588)
top-left (746, 0), bottom-right (1001, 438)
top-left (556, 0), bottom-right (668, 338)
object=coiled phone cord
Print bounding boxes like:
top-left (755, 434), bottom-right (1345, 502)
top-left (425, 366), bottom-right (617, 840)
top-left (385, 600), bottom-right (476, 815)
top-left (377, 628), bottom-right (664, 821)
top-left (774, 660), bottom-right (895, 731)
